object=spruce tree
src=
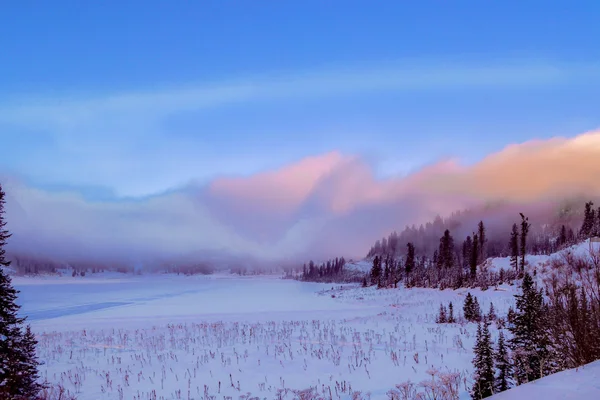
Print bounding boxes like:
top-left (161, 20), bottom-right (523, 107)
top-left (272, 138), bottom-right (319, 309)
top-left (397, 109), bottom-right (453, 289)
top-left (579, 201), bottom-right (595, 238)
top-left (478, 221), bottom-right (487, 262)
top-left (488, 302), bottom-right (497, 321)
top-left (508, 272), bottom-right (552, 385)
top-left (463, 235), bottom-right (473, 271)
top-left (471, 319), bottom-right (495, 399)
top-left (473, 296), bottom-right (482, 322)
top-left (370, 256), bottom-right (382, 286)
top-left (448, 301), bottom-right (455, 323)
top-left (494, 330), bottom-right (512, 393)
top-left (519, 213), bottom-right (530, 274)
top-left (436, 303), bottom-right (447, 323)
top-left (0, 184), bottom-right (42, 399)
top-left (559, 225), bottom-right (567, 247)
top-left (405, 242), bottom-right (415, 277)
top-left (470, 234), bottom-right (479, 281)
top-left (509, 223), bottom-right (519, 272)
top-left (464, 293), bottom-right (475, 321)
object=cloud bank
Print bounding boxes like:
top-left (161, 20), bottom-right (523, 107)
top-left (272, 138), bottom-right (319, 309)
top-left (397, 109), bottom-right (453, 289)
top-left (3, 130), bottom-right (600, 265)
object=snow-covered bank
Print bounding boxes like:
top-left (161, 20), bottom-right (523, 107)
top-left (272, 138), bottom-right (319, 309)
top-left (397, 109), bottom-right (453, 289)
top-left (489, 360), bottom-right (600, 399)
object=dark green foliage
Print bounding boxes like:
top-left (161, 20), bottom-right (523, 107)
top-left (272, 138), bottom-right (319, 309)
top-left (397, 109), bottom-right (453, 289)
top-left (508, 273), bottom-right (553, 385)
top-left (478, 221), bottom-right (487, 262)
top-left (436, 303), bottom-right (447, 323)
top-left (464, 292), bottom-right (482, 322)
top-left (370, 255), bottom-right (382, 286)
top-left (519, 213), bottom-right (530, 274)
top-left (579, 201), bottom-right (595, 238)
top-left (494, 330), bottom-right (512, 393)
top-left (448, 301), bottom-right (456, 323)
top-left (509, 223), bottom-right (519, 272)
top-left (471, 319), bottom-right (495, 399)
top-left (300, 256), bottom-right (348, 283)
top-left (405, 242), bottom-right (415, 277)
top-left (470, 234), bottom-right (479, 280)
top-left (487, 302), bottom-right (497, 321)
top-left (0, 184), bottom-right (42, 399)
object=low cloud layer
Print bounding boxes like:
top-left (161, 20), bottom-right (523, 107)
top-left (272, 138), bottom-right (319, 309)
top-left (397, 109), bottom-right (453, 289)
top-left (3, 130), bottom-right (600, 265)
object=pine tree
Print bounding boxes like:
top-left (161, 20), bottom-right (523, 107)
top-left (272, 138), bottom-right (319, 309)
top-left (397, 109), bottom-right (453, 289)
top-left (436, 303), bottom-right (447, 323)
top-left (519, 213), bottom-right (530, 274)
top-left (370, 256), bottom-right (382, 286)
top-left (478, 221), bottom-right (487, 262)
top-left (508, 272), bottom-right (552, 385)
top-left (470, 234), bottom-right (479, 280)
top-left (448, 301), bottom-right (456, 323)
top-left (579, 201), bottom-right (595, 238)
top-left (464, 293), bottom-right (475, 322)
top-left (559, 225), bottom-right (567, 247)
top-left (405, 242), bottom-right (415, 278)
top-left (0, 184), bottom-right (42, 399)
top-left (473, 296), bottom-right (482, 322)
top-left (471, 319), bottom-right (495, 399)
top-left (463, 235), bottom-right (473, 271)
top-left (494, 330), bottom-right (512, 393)
top-left (488, 302), bottom-right (497, 321)
top-left (509, 223), bottom-right (519, 272)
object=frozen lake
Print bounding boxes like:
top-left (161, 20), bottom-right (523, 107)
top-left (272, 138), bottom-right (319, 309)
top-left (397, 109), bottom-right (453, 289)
top-left (14, 275), bottom-right (376, 331)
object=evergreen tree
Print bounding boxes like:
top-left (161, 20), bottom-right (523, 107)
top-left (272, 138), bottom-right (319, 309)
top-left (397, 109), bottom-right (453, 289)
top-left (471, 319), bottom-right (495, 399)
top-left (508, 273), bottom-right (552, 385)
top-left (0, 184), bottom-right (42, 399)
top-left (470, 234), bottom-right (479, 280)
top-left (405, 242), bottom-right (415, 277)
top-left (478, 221), bottom-right (487, 262)
top-left (361, 276), bottom-right (368, 287)
top-left (448, 301), bottom-right (456, 323)
top-left (436, 303), bottom-right (447, 323)
top-left (439, 229), bottom-right (455, 269)
top-left (519, 213), bottom-right (530, 274)
top-left (473, 296), bottom-right (482, 322)
top-left (370, 256), bottom-right (382, 286)
top-left (559, 225), bottom-right (567, 247)
top-left (509, 223), bottom-right (519, 272)
top-left (464, 292), bottom-right (475, 321)
top-left (494, 330), bottom-right (512, 393)
top-left (488, 302), bottom-right (497, 321)
top-left (463, 235), bottom-right (473, 271)
top-left (579, 201), bottom-right (595, 238)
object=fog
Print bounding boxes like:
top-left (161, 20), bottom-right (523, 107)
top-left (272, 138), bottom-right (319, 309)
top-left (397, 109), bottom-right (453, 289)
top-left (3, 130), bottom-right (600, 267)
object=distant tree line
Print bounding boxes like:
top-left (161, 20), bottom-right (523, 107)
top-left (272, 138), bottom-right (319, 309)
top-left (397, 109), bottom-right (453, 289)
top-left (295, 257), bottom-right (363, 283)
top-left (364, 201), bottom-right (599, 291)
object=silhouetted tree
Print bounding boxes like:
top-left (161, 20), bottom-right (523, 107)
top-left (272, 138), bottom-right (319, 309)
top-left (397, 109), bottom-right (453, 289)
top-left (0, 184), bottom-right (42, 399)
top-left (519, 213), bottom-right (530, 273)
top-left (509, 223), bottom-right (519, 272)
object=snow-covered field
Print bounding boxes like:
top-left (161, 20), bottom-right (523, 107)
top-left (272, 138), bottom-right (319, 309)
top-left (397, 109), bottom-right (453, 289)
top-left (13, 241), bottom-right (600, 400)
top-left (15, 273), bottom-right (517, 400)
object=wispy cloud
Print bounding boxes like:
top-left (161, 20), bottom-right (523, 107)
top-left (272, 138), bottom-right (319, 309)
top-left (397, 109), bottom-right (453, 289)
top-left (2, 59), bottom-right (598, 197)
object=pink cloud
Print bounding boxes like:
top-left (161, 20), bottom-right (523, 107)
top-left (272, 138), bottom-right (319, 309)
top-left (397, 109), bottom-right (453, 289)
top-left (3, 129), bottom-right (600, 264)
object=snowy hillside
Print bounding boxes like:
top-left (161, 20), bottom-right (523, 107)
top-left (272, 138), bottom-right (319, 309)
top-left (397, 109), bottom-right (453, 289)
top-left (489, 360), bottom-right (600, 399)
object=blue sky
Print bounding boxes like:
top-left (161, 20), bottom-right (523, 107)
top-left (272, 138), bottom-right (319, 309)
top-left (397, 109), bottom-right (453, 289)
top-left (1, 1), bottom-right (600, 199)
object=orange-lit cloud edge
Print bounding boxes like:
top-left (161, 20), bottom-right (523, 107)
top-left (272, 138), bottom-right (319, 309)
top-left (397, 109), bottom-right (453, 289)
top-left (3, 129), bottom-right (600, 264)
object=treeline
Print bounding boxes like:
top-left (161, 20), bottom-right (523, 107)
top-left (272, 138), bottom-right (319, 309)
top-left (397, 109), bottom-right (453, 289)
top-left (294, 257), bottom-right (362, 283)
top-left (367, 201), bottom-right (599, 261)
top-left (365, 201), bottom-right (600, 290)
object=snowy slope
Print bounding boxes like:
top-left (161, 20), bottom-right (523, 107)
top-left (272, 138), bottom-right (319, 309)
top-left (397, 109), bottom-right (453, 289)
top-left (490, 360), bottom-right (600, 399)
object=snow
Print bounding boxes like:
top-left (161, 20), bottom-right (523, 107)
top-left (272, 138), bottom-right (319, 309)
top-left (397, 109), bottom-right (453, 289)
top-left (14, 274), bottom-right (518, 399)
top-left (483, 238), bottom-right (600, 276)
top-left (490, 360), bottom-right (600, 399)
